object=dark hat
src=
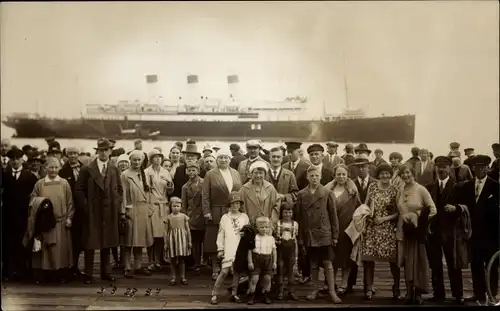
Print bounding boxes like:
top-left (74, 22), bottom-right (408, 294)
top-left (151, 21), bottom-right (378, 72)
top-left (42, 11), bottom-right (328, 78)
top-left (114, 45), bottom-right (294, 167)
top-left (492, 143), bottom-right (500, 151)
top-left (175, 141), bottom-right (184, 148)
top-left (375, 163), bottom-right (392, 177)
top-left (182, 143), bottom-right (201, 157)
top-left (285, 141), bottom-right (302, 151)
top-left (352, 153), bottom-right (370, 166)
top-left (450, 142), bottom-right (460, 149)
top-left (434, 156), bottom-right (452, 167)
top-left (344, 143), bottom-right (354, 151)
top-left (229, 143), bottom-right (241, 151)
top-left (354, 143), bottom-right (372, 155)
top-left (134, 139), bottom-right (142, 144)
top-left (326, 141), bottom-right (339, 148)
top-left (374, 148), bottom-right (383, 154)
top-left (94, 138), bottom-right (113, 151)
top-left (22, 144), bottom-right (33, 152)
top-left (109, 139), bottom-right (117, 148)
top-left (410, 146), bottom-right (420, 154)
top-left (307, 144), bottom-right (324, 154)
top-left (45, 136), bottom-right (55, 143)
top-left (186, 139), bottom-right (197, 145)
top-left (389, 152), bottom-right (403, 161)
top-left (6, 146), bottom-right (24, 159)
top-left (30, 151), bottom-right (46, 163)
top-left (464, 148), bottom-right (474, 153)
top-left (469, 154), bottom-right (491, 167)
top-left (110, 149), bottom-right (122, 157)
top-left (228, 191), bottom-right (244, 204)
top-left (47, 142), bottom-right (62, 154)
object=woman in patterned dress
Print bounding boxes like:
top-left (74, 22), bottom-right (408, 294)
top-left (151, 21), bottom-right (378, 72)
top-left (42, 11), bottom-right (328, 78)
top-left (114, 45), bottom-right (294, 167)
top-left (165, 197), bottom-right (191, 285)
top-left (145, 149), bottom-right (174, 272)
top-left (361, 163), bottom-right (402, 300)
top-left (324, 164), bottom-right (361, 296)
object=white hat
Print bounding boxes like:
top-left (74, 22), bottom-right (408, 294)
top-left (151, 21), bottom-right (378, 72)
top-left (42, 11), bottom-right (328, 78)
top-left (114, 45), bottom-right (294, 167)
top-left (117, 154), bottom-right (130, 164)
top-left (246, 139), bottom-right (262, 148)
top-left (202, 143), bottom-right (214, 153)
top-left (249, 161), bottom-right (268, 173)
top-left (216, 149), bottom-right (232, 158)
top-left (148, 148), bottom-right (163, 160)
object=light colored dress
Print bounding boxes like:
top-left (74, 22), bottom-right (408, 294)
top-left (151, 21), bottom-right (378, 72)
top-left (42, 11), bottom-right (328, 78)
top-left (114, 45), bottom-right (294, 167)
top-left (165, 213), bottom-right (191, 258)
top-left (121, 169), bottom-right (154, 248)
top-left (30, 176), bottom-right (74, 270)
top-left (361, 183), bottom-right (398, 262)
top-left (217, 212), bottom-right (250, 269)
top-left (396, 183), bottom-right (436, 292)
top-left (145, 165), bottom-right (172, 238)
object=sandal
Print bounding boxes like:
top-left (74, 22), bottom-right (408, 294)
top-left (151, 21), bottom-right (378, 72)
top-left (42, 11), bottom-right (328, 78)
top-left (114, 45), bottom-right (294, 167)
top-left (169, 278), bottom-right (176, 286)
top-left (180, 278), bottom-right (188, 285)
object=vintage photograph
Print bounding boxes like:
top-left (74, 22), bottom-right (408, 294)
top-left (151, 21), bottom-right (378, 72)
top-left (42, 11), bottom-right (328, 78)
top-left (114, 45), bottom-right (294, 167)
top-left (1, 1), bottom-right (499, 309)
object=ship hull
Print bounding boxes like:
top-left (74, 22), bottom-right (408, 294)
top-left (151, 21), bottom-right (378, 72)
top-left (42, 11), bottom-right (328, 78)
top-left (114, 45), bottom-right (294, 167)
top-left (2, 115), bottom-right (416, 143)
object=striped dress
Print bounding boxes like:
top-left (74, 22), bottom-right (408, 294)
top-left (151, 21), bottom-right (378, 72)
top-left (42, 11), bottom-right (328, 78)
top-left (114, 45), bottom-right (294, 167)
top-left (165, 212), bottom-right (191, 258)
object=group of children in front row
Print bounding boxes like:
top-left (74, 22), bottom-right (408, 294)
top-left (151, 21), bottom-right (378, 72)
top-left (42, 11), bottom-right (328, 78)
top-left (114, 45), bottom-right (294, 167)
top-left (163, 191), bottom-right (299, 306)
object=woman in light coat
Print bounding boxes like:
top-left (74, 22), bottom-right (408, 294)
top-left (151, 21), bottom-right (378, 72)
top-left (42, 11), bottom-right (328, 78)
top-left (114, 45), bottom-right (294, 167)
top-left (120, 150), bottom-right (154, 278)
top-left (145, 149), bottom-right (173, 272)
top-left (202, 149), bottom-right (242, 280)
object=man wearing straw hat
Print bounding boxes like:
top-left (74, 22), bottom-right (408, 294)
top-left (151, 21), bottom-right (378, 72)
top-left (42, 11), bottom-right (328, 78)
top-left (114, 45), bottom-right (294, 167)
top-left (75, 138), bottom-right (123, 284)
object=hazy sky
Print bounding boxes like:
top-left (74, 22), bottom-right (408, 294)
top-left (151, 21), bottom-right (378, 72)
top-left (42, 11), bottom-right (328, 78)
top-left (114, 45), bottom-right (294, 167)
top-left (1, 1), bottom-right (498, 151)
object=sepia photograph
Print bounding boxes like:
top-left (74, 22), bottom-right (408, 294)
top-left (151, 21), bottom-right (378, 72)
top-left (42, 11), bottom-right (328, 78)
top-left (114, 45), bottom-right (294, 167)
top-left (1, 1), bottom-right (499, 309)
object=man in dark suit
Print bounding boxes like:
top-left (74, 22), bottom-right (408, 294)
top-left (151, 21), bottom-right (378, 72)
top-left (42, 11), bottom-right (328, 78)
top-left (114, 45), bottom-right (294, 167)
top-left (425, 156), bottom-right (465, 304)
top-left (59, 146), bottom-right (86, 278)
top-left (282, 142), bottom-right (310, 190)
top-left (1, 147), bottom-right (38, 281)
top-left (489, 143), bottom-right (499, 180)
top-left (347, 153), bottom-right (377, 294)
top-left (172, 142), bottom-right (206, 198)
top-left (460, 155), bottom-right (499, 304)
top-left (75, 138), bottom-right (123, 284)
top-left (229, 143), bottom-right (247, 170)
top-left (322, 142), bottom-right (344, 170)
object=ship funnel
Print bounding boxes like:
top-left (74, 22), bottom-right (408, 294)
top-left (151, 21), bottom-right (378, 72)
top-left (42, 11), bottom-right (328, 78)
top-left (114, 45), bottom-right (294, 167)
top-left (146, 74), bottom-right (159, 103)
top-left (227, 74), bottom-right (239, 100)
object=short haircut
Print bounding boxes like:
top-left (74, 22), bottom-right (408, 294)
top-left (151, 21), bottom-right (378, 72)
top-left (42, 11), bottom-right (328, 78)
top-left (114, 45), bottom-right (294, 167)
top-left (256, 216), bottom-right (270, 225)
top-left (306, 166), bottom-right (321, 175)
top-left (169, 197), bottom-right (182, 206)
top-left (269, 146), bottom-right (283, 154)
top-left (280, 202), bottom-right (294, 219)
top-left (397, 164), bottom-right (416, 178)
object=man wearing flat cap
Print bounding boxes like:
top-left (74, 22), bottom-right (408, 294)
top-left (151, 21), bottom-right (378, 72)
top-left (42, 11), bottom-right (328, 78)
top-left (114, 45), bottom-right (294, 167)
top-left (425, 156), bottom-right (466, 304)
top-left (488, 143), bottom-right (499, 180)
top-left (282, 142), bottom-right (310, 190)
top-left (297, 144), bottom-right (334, 188)
top-left (323, 142), bottom-right (344, 170)
top-left (2, 146), bottom-right (38, 281)
top-left (59, 146), bottom-right (86, 277)
top-left (229, 143), bottom-right (246, 170)
top-left (238, 139), bottom-right (270, 184)
top-left (458, 155), bottom-right (499, 304)
top-left (462, 148), bottom-right (476, 173)
top-left (75, 138), bottom-right (123, 284)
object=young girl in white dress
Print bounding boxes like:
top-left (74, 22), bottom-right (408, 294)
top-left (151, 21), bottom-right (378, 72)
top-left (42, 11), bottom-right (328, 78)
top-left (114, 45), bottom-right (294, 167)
top-left (210, 191), bottom-right (249, 305)
top-left (164, 197), bottom-right (191, 285)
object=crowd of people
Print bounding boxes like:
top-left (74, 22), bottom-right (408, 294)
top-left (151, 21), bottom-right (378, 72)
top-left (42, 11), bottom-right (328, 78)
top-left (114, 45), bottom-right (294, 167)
top-left (1, 136), bottom-right (499, 306)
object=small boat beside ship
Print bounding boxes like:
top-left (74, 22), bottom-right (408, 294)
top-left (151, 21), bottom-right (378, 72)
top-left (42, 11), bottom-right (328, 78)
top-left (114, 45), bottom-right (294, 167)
top-left (2, 74), bottom-right (416, 143)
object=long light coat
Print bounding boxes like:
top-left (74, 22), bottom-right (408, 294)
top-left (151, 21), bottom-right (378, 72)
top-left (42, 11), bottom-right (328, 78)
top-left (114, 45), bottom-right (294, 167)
top-left (74, 159), bottom-right (123, 250)
top-left (239, 180), bottom-right (281, 224)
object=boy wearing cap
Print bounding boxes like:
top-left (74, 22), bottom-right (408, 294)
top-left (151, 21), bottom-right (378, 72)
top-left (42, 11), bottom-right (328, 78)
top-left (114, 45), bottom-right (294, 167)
top-left (460, 155), bottom-right (499, 304)
top-left (425, 156), bottom-right (466, 304)
top-left (296, 166), bottom-right (341, 303)
top-left (2, 146), bottom-right (38, 281)
top-left (181, 162), bottom-right (205, 273)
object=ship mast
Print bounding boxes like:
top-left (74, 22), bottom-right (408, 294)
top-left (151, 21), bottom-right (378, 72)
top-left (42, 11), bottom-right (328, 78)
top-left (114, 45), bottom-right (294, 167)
top-left (342, 52), bottom-right (350, 111)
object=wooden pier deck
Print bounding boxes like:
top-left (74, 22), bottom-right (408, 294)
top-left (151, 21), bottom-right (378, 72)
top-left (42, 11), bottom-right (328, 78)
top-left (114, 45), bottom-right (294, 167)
top-left (0, 251), bottom-right (487, 310)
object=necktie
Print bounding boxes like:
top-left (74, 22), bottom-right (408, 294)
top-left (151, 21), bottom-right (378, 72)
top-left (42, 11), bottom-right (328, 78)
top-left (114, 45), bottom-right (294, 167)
top-left (101, 163), bottom-right (107, 177)
top-left (475, 180), bottom-right (481, 202)
top-left (273, 170), bottom-right (278, 180)
top-left (13, 170), bottom-right (19, 180)
top-left (291, 162), bottom-right (295, 171)
top-left (439, 181), bottom-right (444, 193)
top-left (362, 179), bottom-right (367, 190)
top-left (73, 167), bottom-right (80, 181)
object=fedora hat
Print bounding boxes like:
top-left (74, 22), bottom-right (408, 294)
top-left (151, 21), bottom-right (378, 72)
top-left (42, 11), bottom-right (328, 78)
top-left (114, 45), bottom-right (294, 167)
top-left (354, 143), bottom-right (371, 155)
top-left (182, 143), bottom-right (201, 157)
top-left (94, 138), bottom-right (113, 151)
top-left (6, 146), bottom-right (24, 159)
top-left (352, 153), bottom-right (370, 165)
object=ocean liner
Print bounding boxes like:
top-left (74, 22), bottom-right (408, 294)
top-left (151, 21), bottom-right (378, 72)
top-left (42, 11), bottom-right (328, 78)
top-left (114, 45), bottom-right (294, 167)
top-left (2, 74), bottom-right (415, 143)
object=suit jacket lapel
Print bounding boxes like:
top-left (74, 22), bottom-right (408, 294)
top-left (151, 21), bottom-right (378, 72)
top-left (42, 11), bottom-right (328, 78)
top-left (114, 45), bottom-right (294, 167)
top-left (477, 178), bottom-right (491, 203)
top-left (442, 179), bottom-right (454, 201)
top-left (88, 160), bottom-right (105, 190)
top-left (308, 185), bottom-right (324, 208)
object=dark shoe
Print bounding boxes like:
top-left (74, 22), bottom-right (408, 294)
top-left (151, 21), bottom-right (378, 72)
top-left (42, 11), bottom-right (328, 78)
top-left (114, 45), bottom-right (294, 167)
top-left (100, 274), bottom-right (115, 282)
top-left (392, 285), bottom-right (403, 300)
top-left (180, 278), bottom-right (188, 285)
top-left (428, 296), bottom-right (446, 303)
top-left (124, 270), bottom-right (134, 278)
top-left (263, 292), bottom-right (272, 304)
top-left (169, 278), bottom-right (176, 286)
top-left (299, 276), bottom-right (311, 284)
top-left (247, 293), bottom-right (255, 305)
top-left (72, 267), bottom-right (84, 277)
top-left (231, 295), bottom-right (242, 303)
top-left (337, 286), bottom-right (347, 296)
top-left (288, 292), bottom-right (299, 301)
top-left (277, 291), bottom-right (284, 300)
top-left (415, 295), bottom-right (424, 305)
top-left (84, 275), bottom-right (93, 284)
top-left (455, 297), bottom-right (465, 305)
top-left (365, 290), bottom-right (373, 300)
